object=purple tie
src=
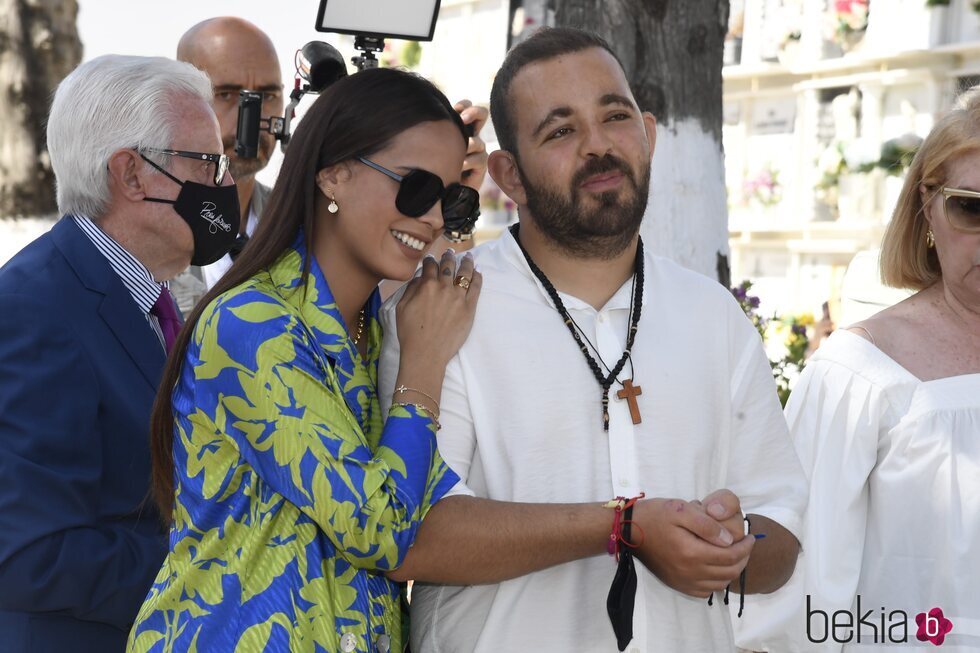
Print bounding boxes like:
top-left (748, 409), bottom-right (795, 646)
top-left (150, 287), bottom-right (182, 353)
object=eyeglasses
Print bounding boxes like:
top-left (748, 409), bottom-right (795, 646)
top-left (142, 147), bottom-right (230, 186)
top-left (939, 187), bottom-right (980, 233)
top-left (357, 157), bottom-right (480, 231)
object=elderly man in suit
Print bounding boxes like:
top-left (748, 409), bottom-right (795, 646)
top-left (0, 54), bottom-right (238, 651)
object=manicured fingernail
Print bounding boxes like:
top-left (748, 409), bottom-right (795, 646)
top-left (446, 248), bottom-right (456, 255)
top-left (464, 252), bottom-right (474, 261)
top-left (424, 254), bottom-right (437, 261)
top-left (720, 529), bottom-right (733, 545)
top-left (707, 502), bottom-right (726, 519)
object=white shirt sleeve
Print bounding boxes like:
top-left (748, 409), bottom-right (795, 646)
top-left (735, 350), bottom-right (881, 652)
top-left (726, 305), bottom-right (808, 542)
top-left (379, 290), bottom-right (475, 498)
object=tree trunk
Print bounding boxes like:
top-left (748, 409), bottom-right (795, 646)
top-left (554, 0), bottom-right (731, 284)
top-left (0, 0), bottom-right (82, 218)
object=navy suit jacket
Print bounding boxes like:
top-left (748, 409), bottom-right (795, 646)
top-left (0, 218), bottom-right (167, 651)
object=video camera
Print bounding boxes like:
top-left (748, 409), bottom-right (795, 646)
top-left (235, 0), bottom-right (443, 158)
top-left (234, 0), bottom-right (478, 242)
top-left (235, 40), bottom-right (348, 158)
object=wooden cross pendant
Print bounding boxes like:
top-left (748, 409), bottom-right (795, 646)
top-left (616, 379), bottom-right (643, 425)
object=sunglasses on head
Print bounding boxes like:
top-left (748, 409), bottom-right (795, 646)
top-left (357, 157), bottom-right (480, 232)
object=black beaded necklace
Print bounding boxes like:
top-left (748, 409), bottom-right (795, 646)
top-left (510, 224), bottom-right (644, 432)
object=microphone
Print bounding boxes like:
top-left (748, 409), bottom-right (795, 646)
top-left (297, 41), bottom-right (347, 92)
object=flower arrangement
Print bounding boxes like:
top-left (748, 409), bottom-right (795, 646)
top-left (815, 140), bottom-right (881, 206)
top-left (832, 0), bottom-right (869, 47)
top-left (742, 165), bottom-right (782, 208)
top-left (731, 281), bottom-right (812, 406)
top-left (769, 313), bottom-right (812, 406)
top-left (815, 143), bottom-right (846, 207)
top-left (732, 280), bottom-right (766, 341)
top-left (877, 134), bottom-right (922, 175)
top-left (842, 139), bottom-right (880, 174)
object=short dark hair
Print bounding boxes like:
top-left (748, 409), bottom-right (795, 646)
top-left (490, 27), bottom-right (624, 156)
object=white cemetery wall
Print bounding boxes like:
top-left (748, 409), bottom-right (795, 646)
top-left (865, 0), bottom-right (949, 54)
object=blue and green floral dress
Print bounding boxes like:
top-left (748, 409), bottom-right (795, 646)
top-left (128, 236), bottom-right (458, 653)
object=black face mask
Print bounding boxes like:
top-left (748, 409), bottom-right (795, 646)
top-left (141, 155), bottom-right (241, 266)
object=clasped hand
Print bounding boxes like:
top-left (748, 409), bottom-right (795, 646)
top-left (628, 489), bottom-right (753, 598)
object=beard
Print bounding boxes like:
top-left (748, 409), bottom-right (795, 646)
top-left (223, 132), bottom-right (275, 180)
top-left (520, 153), bottom-right (650, 260)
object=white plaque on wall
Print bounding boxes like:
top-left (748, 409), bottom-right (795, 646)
top-left (751, 97), bottom-right (797, 134)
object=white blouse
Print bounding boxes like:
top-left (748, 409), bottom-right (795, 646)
top-left (736, 330), bottom-right (980, 652)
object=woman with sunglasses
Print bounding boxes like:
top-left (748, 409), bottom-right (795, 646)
top-left (741, 90), bottom-right (980, 652)
top-left (127, 68), bottom-right (482, 653)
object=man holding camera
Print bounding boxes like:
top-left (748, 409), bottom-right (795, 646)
top-left (170, 17), bottom-right (283, 310)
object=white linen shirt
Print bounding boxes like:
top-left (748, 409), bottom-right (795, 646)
top-left (379, 228), bottom-right (807, 653)
top-left (736, 330), bottom-right (980, 652)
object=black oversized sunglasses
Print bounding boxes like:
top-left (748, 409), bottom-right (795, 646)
top-left (357, 157), bottom-right (480, 231)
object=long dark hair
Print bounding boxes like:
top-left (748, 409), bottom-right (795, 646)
top-left (150, 68), bottom-right (469, 519)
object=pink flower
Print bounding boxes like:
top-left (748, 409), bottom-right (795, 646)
top-left (835, 0), bottom-right (869, 18)
top-left (915, 607), bottom-right (953, 646)
top-left (836, 0), bottom-right (868, 12)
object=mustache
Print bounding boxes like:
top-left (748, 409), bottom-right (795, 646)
top-left (571, 154), bottom-right (635, 188)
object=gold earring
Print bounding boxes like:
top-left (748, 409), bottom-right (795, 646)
top-left (327, 194), bottom-right (339, 214)
top-left (926, 229), bottom-right (935, 248)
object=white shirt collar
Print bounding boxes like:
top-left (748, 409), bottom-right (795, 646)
top-left (498, 224), bottom-right (646, 314)
top-left (72, 214), bottom-right (165, 314)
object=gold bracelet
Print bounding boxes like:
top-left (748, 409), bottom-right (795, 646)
top-left (391, 401), bottom-right (441, 431)
top-left (394, 384), bottom-right (439, 407)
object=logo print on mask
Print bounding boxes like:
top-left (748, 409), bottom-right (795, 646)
top-left (139, 153), bottom-right (241, 266)
top-left (200, 201), bottom-right (232, 234)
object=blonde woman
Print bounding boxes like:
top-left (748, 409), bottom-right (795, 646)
top-left (742, 89), bottom-right (980, 652)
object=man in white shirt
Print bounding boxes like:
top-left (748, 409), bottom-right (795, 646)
top-left (379, 27), bottom-right (807, 652)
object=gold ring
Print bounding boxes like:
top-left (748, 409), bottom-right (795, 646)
top-left (453, 275), bottom-right (471, 290)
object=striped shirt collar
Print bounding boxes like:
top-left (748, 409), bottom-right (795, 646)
top-left (72, 214), bottom-right (166, 314)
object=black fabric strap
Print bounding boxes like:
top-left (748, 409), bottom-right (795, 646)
top-left (606, 504), bottom-right (637, 651)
